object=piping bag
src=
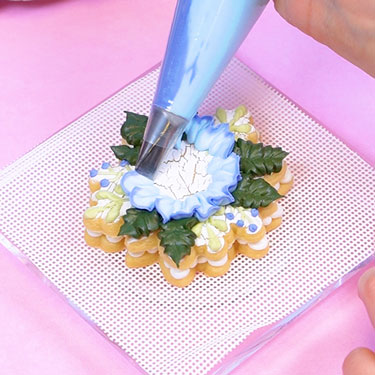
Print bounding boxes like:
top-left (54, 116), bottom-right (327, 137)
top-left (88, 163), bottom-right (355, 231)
top-left (136, 0), bottom-right (269, 179)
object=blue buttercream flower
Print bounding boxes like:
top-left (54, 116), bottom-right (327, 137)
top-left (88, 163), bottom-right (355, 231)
top-left (121, 115), bottom-right (241, 223)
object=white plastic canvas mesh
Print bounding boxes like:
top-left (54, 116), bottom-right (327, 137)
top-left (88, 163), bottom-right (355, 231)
top-left (0, 59), bottom-right (374, 375)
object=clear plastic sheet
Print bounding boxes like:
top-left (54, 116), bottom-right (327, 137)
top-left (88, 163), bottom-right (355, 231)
top-left (0, 59), bottom-right (374, 375)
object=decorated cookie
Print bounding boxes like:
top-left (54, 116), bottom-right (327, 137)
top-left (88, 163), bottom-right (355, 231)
top-left (83, 107), bottom-right (293, 287)
top-left (83, 161), bottom-right (133, 252)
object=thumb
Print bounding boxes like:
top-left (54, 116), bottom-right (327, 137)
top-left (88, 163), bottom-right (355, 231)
top-left (273, 0), bottom-right (325, 38)
top-left (273, 0), bottom-right (375, 76)
top-left (343, 348), bottom-right (375, 375)
top-left (358, 267), bottom-right (375, 328)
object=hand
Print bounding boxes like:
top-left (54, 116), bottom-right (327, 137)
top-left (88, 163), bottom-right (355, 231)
top-left (273, 0), bottom-right (375, 76)
top-left (342, 268), bottom-right (375, 375)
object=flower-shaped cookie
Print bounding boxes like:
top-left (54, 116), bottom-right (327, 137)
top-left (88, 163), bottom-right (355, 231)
top-left (83, 106), bottom-right (294, 287)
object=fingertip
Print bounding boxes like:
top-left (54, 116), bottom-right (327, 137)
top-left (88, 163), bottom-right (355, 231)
top-left (358, 267), bottom-right (375, 327)
top-left (358, 268), bottom-right (375, 299)
top-left (343, 347), bottom-right (375, 375)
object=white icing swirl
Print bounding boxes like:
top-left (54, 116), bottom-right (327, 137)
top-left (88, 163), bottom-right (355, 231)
top-left (86, 229), bottom-right (102, 237)
top-left (271, 204), bottom-right (283, 219)
top-left (263, 217), bottom-right (272, 226)
top-left (170, 268), bottom-right (190, 280)
top-left (197, 256), bottom-right (207, 264)
top-left (190, 258), bottom-right (198, 268)
top-left (207, 254), bottom-right (228, 267)
top-left (248, 237), bottom-right (269, 251)
top-left (128, 251), bottom-right (145, 258)
top-left (163, 261), bottom-right (191, 280)
top-left (163, 252), bottom-right (229, 279)
top-left (127, 237), bottom-right (140, 244)
top-left (263, 203), bottom-right (283, 225)
top-left (128, 247), bottom-right (158, 257)
top-left (86, 230), bottom-right (124, 243)
top-left (105, 235), bottom-right (123, 243)
top-left (281, 167), bottom-right (293, 184)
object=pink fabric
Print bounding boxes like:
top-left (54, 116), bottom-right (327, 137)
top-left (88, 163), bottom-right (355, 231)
top-left (0, 1), bottom-right (373, 375)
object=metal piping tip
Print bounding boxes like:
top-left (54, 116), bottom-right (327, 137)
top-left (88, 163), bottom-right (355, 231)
top-left (135, 105), bottom-right (189, 180)
top-left (135, 141), bottom-right (168, 180)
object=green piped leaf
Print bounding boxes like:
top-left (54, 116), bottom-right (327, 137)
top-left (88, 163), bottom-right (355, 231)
top-left (231, 124), bottom-right (251, 133)
top-left (158, 217), bottom-right (199, 267)
top-left (110, 145), bottom-right (140, 165)
top-left (118, 208), bottom-right (161, 238)
top-left (206, 224), bottom-right (222, 252)
top-left (114, 184), bottom-right (124, 195)
top-left (234, 139), bottom-right (288, 177)
top-left (209, 218), bottom-right (228, 232)
top-left (215, 107), bottom-right (227, 123)
top-left (191, 222), bottom-right (203, 237)
top-left (232, 176), bottom-right (283, 208)
top-left (111, 111), bottom-right (146, 164)
top-left (213, 206), bottom-right (225, 216)
top-left (96, 191), bottom-right (123, 202)
top-left (229, 105), bottom-right (247, 127)
top-left (160, 217), bottom-right (198, 232)
top-left (106, 204), bottom-right (121, 223)
top-left (120, 111), bottom-right (148, 146)
top-left (84, 206), bottom-right (105, 219)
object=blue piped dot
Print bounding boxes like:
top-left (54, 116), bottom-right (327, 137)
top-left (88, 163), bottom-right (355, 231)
top-left (225, 213), bottom-right (234, 220)
top-left (100, 179), bottom-right (110, 187)
top-left (101, 162), bottom-right (110, 169)
top-left (90, 168), bottom-right (98, 178)
top-left (120, 160), bottom-right (129, 167)
top-left (236, 220), bottom-right (244, 227)
top-left (251, 208), bottom-right (259, 217)
top-left (248, 224), bottom-right (258, 233)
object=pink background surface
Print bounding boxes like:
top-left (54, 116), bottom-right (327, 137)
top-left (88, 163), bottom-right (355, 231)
top-left (0, 1), bottom-right (374, 374)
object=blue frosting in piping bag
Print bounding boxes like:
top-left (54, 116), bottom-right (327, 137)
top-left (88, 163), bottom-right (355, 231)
top-left (153, 0), bottom-right (269, 120)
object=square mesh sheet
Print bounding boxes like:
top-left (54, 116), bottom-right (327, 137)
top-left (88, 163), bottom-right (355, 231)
top-left (0, 59), bottom-right (374, 375)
